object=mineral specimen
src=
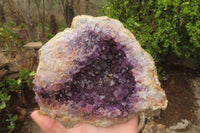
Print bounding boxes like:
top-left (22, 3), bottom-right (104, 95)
top-left (33, 15), bottom-right (167, 127)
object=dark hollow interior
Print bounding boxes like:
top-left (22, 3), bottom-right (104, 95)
top-left (38, 31), bottom-right (136, 116)
top-left (55, 32), bottom-right (136, 115)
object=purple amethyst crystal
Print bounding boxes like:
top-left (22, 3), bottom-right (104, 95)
top-left (33, 15), bottom-right (167, 127)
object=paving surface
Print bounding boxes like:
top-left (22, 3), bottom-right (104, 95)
top-left (142, 70), bottom-right (200, 133)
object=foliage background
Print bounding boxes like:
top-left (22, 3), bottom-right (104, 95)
top-left (99, 0), bottom-right (200, 65)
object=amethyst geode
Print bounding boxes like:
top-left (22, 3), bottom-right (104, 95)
top-left (33, 15), bottom-right (167, 127)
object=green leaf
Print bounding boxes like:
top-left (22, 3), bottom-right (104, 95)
top-left (13, 115), bottom-right (18, 121)
top-left (5, 95), bottom-right (11, 101)
top-left (0, 82), bottom-right (4, 88)
top-left (8, 122), bottom-right (15, 130)
top-left (29, 71), bottom-right (36, 77)
top-left (0, 102), bottom-right (6, 109)
top-left (17, 79), bottom-right (22, 85)
top-left (8, 114), bottom-right (12, 119)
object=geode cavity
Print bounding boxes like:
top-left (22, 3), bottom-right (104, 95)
top-left (33, 15), bottom-right (167, 127)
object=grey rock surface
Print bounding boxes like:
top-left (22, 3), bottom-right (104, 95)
top-left (0, 53), bottom-right (9, 68)
top-left (24, 42), bottom-right (43, 49)
top-left (0, 69), bottom-right (8, 79)
top-left (142, 69), bottom-right (200, 133)
top-left (8, 60), bottom-right (20, 73)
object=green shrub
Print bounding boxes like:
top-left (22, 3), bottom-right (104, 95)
top-left (18, 23), bottom-right (27, 30)
top-left (46, 33), bottom-right (54, 41)
top-left (19, 68), bottom-right (35, 88)
top-left (39, 23), bottom-right (50, 32)
top-left (6, 22), bottom-right (15, 27)
top-left (6, 114), bottom-right (18, 130)
top-left (0, 25), bottom-right (22, 57)
top-left (0, 90), bottom-right (11, 110)
top-left (0, 83), bottom-right (10, 110)
top-left (0, 26), bottom-right (18, 43)
top-left (4, 77), bottom-right (22, 92)
top-left (99, 0), bottom-right (200, 64)
top-left (58, 24), bottom-right (66, 31)
top-left (0, 68), bottom-right (35, 110)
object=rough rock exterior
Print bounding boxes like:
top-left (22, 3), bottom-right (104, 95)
top-left (0, 53), bottom-right (9, 69)
top-left (33, 15), bottom-right (167, 127)
top-left (23, 42), bottom-right (42, 49)
top-left (0, 53), bottom-right (9, 79)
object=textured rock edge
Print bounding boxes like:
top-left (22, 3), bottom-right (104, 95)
top-left (36, 15), bottom-right (168, 127)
